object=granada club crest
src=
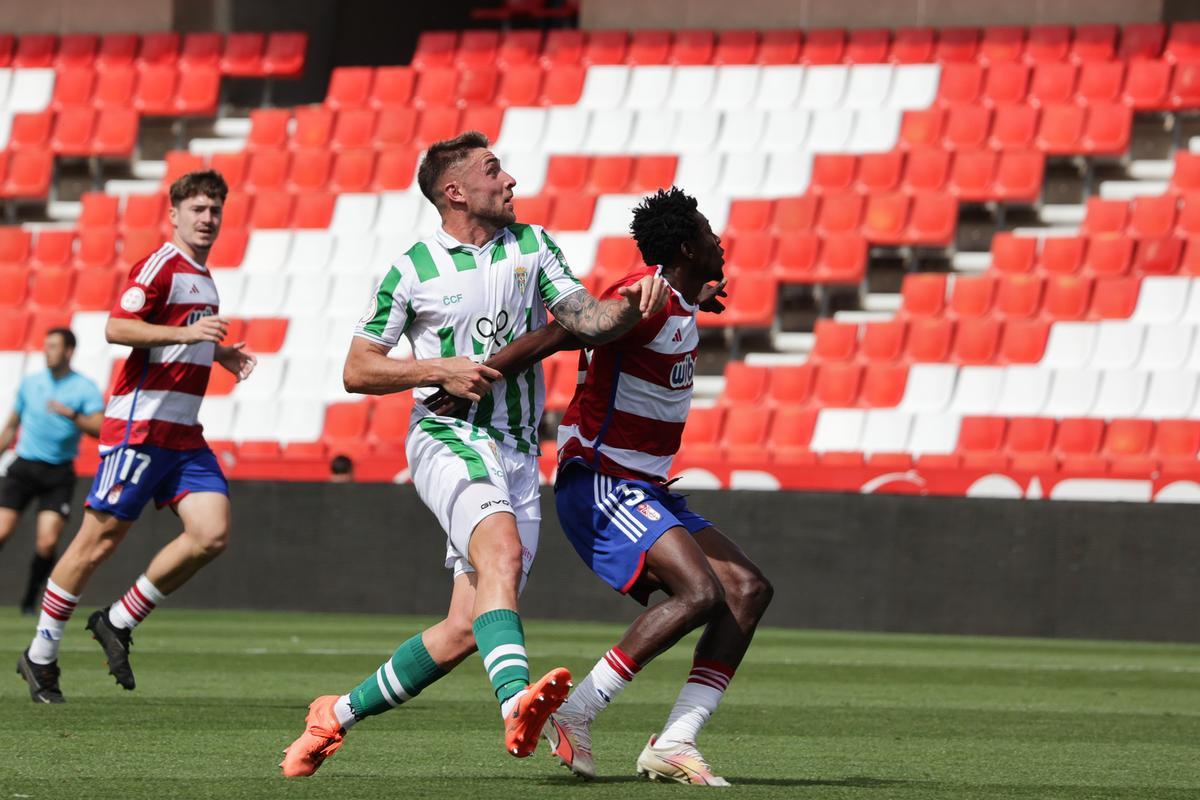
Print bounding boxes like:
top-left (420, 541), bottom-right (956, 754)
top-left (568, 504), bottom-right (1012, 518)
top-left (514, 264), bottom-right (528, 293)
top-left (106, 484), bottom-right (124, 504)
top-left (635, 502), bottom-right (661, 521)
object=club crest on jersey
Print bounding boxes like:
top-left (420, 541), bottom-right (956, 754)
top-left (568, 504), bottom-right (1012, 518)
top-left (359, 295), bottom-right (378, 326)
top-left (514, 264), bottom-right (528, 293)
top-left (635, 502), bottom-right (661, 522)
top-left (669, 354), bottom-right (696, 389)
top-left (106, 484), bottom-right (123, 504)
top-left (120, 286), bottom-right (147, 312)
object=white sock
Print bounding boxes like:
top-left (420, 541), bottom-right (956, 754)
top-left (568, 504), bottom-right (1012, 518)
top-left (658, 659), bottom-right (735, 746)
top-left (28, 580), bottom-right (79, 665)
top-left (108, 574), bottom-right (165, 630)
top-left (500, 689), bottom-right (525, 720)
top-left (333, 694), bottom-right (358, 730)
top-left (565, 647), bottom-right (640, 719)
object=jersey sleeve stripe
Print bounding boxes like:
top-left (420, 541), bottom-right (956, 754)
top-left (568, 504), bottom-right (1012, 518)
top-left (362, 267), bottom-right (403, 337)
top-left (407, 242), bottom-right (440, 282)
top-left (510, 223), bottom-right (540, 255)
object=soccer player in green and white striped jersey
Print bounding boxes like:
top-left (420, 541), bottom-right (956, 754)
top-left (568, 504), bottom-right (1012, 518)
top-left (281, 131), bottom-right (670, 777)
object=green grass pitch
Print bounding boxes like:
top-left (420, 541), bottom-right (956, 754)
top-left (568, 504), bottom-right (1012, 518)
top-left (2, 609), bottom-right (1200, 799)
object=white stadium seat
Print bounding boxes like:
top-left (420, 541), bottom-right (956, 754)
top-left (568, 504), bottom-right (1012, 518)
top-left (670, 109), bottom-right (721, 153)
top-left (627, 109), bottom-right (677, 154)
top-left (949, 366), bottom-right (1003, 414)
top-left (1092, 370), bottom-right (1148, 418)
top-left (898, 364), bottom-right (957, 412)
top-left (211, 271), bottom-right (245, 315)
top-left (7, 68), bottom-right (54, 113)
top-left (328, 235), bottom-right (377, 275)
top-left (239, 272), bottom-right (287, 316)
top-left (844, 65), bottom-right (893, 109)
top-left (847, 109), bottom-right (902, 153)
top-left (329, 193), bottom-right (379, 234)
top-left (798, 65), bottom-right (847, 109)
top-left (241, 230), bottom-right (291, 273)
top-left (197, 396), bottom-right (236, 440)
top-left (1045, 368), bottom-right (1099, 416)
top-left (718, 152), bottom-right (767, 197)
top-left (1182, 278), bottom-right (1200, 323)
top-left (276, 398), bottom-right (328, 442)
top-left (69, 311), bottom-right (109, 356)
top-left (0, 112), bottom-right (11, 150)
top-left (1041, 322), bottom-right (1097, 368)
top-left (551, 232), bottom-right (597, 277)
top-left (286, 230), bottom-right (335, 273)
top-left (0, 352), bottom-right (25, 390)
top-left (328, 274), bottom-right (375, 315)
top-left (498, 150), bottom-right (547, 197)
top-left (281, 315), bottom-right (330, 356)
top-left (715, 109), bottom-right (765, 153)
top-left (494, 107), bottom-right (546, 153)
top-left (1141, 324), bottom-right (1194, 371)
top-left (1142, 371), bottom-right (1198, 418)
top-left (754, 66), bottom-right (805, 109)
top-left (280, 356), bottom-right (326, 397)
top-left (888, 64), bottom-right (941, 110)
top-left (674, 153), bottom-right (725, 194)
top-left (542, 107), bottom-right (590, 153)
top-left (590, 194), bottom-right (643, 236)
top-left (908, 412), bottom-right (961, 456)
top-left (1089, 322), bottom-right (1143, 371)
top-left (233, 355), bottom-right (285, 398)
top-left (810, 408), bottom-right (864, 452)
top-left (691, 193), bottom-right (730, 235)
top-left (994, 365), bottom-right (1051, 415)
top-left (761, 110), bottom-right (810, 152)
top-left (577, 65), bottom-right (629, 110)
top-left (760, 152), bottom-right (813, 197)
top-left (806, 109), bottom-right (855, 153)
top-left (0, 69), bottom-right (12, 107)
top-left (710, 66), bottom-right (760, 110)
top-left (859, 410), bottom-right (912, 454)
top-left (373, 192), bottom-right (424, 233)
top-left (582, 108), bottom-right (633, 154)
top-left (668, 66), bottom-right (716, 110)
top-left (1132, 276), bottom-right (1189, 323)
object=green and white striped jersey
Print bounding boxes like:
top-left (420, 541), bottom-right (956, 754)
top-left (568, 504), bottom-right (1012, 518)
top-left (354, 223), bottom-right (585, 455)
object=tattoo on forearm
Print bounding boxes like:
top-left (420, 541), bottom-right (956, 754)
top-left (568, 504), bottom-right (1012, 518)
top-left (551, 292), bottom-right (638, 345)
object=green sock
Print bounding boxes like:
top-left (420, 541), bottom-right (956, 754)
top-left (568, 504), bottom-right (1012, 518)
top-left (472, 609), bottom-right (529, 705)
top-left (348, 633), bottom-right (446, 718)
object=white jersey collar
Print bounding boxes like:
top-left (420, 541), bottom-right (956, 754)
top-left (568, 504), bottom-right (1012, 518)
top-left (435, 226), bottom-right (507, 253)
top-left (656, 265), bottom-right (698, 312)
top-left (164, 241), bottom-right (209, 272)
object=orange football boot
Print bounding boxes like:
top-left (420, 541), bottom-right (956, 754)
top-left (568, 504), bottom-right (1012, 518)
top-left (280, 695), bottom-right (346, 777)
top-left (504, 667), bottom-right (572, 757)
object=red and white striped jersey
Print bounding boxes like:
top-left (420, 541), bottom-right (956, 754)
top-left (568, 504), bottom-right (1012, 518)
top-left (100, 242), bottom-right (220, 453)
top-left (557, 265), bottom-right (698, 483)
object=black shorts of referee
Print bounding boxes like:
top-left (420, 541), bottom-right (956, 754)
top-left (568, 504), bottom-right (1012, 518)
top-left (0, 457), bottom-right (75, 518)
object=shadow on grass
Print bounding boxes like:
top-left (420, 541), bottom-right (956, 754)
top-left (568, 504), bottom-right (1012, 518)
top-left (540, 774), bottom-right (909, 788)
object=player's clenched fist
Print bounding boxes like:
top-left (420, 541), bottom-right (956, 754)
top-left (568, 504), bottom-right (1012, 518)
top-left (436, 357), bottom-right (503, 403)
top-left (617, 274), bottom-right (670, 317)
top-left (182, 315), bottom-right (229, 344)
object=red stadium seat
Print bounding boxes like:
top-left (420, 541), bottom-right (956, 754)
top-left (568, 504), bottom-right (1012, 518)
top-left (861, 192), bottom-right (909, 245)
top-left (1025, 25), bottom-right (1070, 64)
top-left (513, 196), bottom-right (552, 228)
top-left (1178, 196), bottom-right (1200, 238)
top-left (723, 411), bottom-right (773, 462)
top-left (8, 111), bottom-right (53, 152)
top-left (119, 228), bottom-right (165, 268)
top-left (714, 30), bottom-right (759, 65)
top-left (31, 231), bottom-right (75, 269)
top-left (50, 107), bottom-right (96, 156)
top-left (1171, 152), bottom-right (1200, 195)
top-left (813, 362), bottom-right (862, 407)
top-left (900, 272), bottom-right (947, 317)
top-left (936, 27), bottom-right (981, 63)
top-left (1029, 62), bottom-right (1077, 107)
top-left (263, 32), bottom-right (307, 77)
top-left (55, 34), bottom-right (97, 69)
top-left (1104, 419), bottom-right (1156, 475)
top-left (368, 67), bottom-right (415, 109)
top-left (244, 318), bottom-right (288, 353)
top-left (1089, 276), bottom-right (1138, 319)
top-left (726, 231), bottom-right (774, 274)
top-left (857, 152), bottom-right (904, 194)
top-left (906, 193), bottom-right (957, 245)
top-left (79, 192), bottom-right (120, 230)
top-left (458, 65), bottom-right (500, 106)
top-left (769, 407), bottom-right (818, 465)
top-left (373, 148), bottom-right (418, 191)
top-left (1165, 21), bottom-right (1200, 64)
top-left (0, 35), bottom-right (14, 67)
top-left (413, 31), bottom-right (458, 69)
top-left (810, 155), bottom-right (857, 196)
top-left (727, 200), bottom-right (773, 234)
top-left (983, 62), bottom-right (1030, 106)
top-left (1134, 237), bottom-right (1184, 275)
top-left (846, 28), bottom-right (890, 64)
top-left (1076, 61), bottom-right (1125, 105)
top-left (860, 362), bottom-right (908, 407)
top-left (134, 64), bottom-right (179, 115)
top-left (1128, 195), bottom-right (1178, 239)
top-left (991, 232), bottom-right (1037, 274)
top-left (948, 150), bottom-right (997, 201)
top-left (497, 30), bottom-right (542, 68)
top-left (952, 317), bottom-right (1002, 364)
top-left (628, 30), bottom-right (672, 65)
top-left (671, 30), bottom-right (715, 65)
top-left (1119, 23), bottom-right (1165, 61)
top-left (331, 109), bottom-right (376, 151)
top-left (0, 310), bottom-right (30, 349)
top-left (496, 64), bottom-right (543, 107)
top-left (815, 192), bottom-right (864, 236)
top-left (2, 150), bottom-right (53, 199)
top-left (905, 317), bottom-right (954, 362)
top-left (1039, 236), bottom-right (1086, 275)
top-left (180, 32), bottom-right (222, 70)
top-left (803, 29), bottom-right (847, 65)
top-left (1156, 420), bottom-right (1200, 474)
top-left (891, 28), bottom-right (935, 64)
top-left (1169, 62), bottom-right (1200, 110)
top-left (246, 150), bottom-right (290, 192)
top-left (96, 34), bottom-right (138, 68)
top-left (0, 267), bottom-right (28, 307)
top-left (210, 152), bottom-right (249, 192)
top-left (1035, 104), bottom-right (1085, 154)
top-left (457, 30), bottom-right (500, 68)
top-left (902, 147), bottom-right (950, 193)
top-left (1056, 418), bottom-right (1107, 473)
top-left (14, 34), bottom-right (56, 68)
top-left (325, 67), bottom-right (373, 110)
top-left (1008, 417), bottom-right (1057, 471)
top-left (93, 109), bottom-right (139, 157)
top-left (206, 226), bottom-right (248, 268)
top-left (52, 67), bottom-right (96, 110)
top-left (285, 106), bottom-right (331, 150)
top-left (74, 229), bottom-right (117, 270)
top-left (772, 232), bottom-right (819, 282)
top-left (538, 63), bottom-right (585, 105)
top-left (74, 269), bottom-right (118, 311)
top-left (1071, 24), bottom-right (1117, 64)
top-left (542, 30), bottom-right (585, 67)
top-left (139, 32), bottom-right (181, 67)
top-left (175, 66), bottom-right (221, 115)
top-left (814, 233), bottom-right (867, 284)
top-left (249, 190), bottom-right (293, 228)
top-left (948, 274), bottom-right (995, 319)
top-left (990, 104), bottom-right (1039, 150)
top-left (1081, 103), bottom-right (1132, 155)
top-left (980, 26), bottom-right (1025, 64)
top-left (772, 196), bottom-right (818, 232)
top-left (413, 67), bottom-right (458, 108)
top-left (812, 320), bottom-right (858, 362)
top-left (758, 30), bottom-right (802, 65)
top-left (414, 107), bottom-right (461, 148)
top-left (461, 106), bottom-right (503, 144)
top-left (94, 63), bottom-right (137, 110)
top-left (1082, 198), bottom-right (1128, 237)
top-left (719, 361), bottom-right (771, 408)
top-left (330, 150), bottom-right (375, 194)
top-left (244, 108), bottom-right (289, 152)
top-left (369, 393), bottom-right (417, 446)
top-left (1042, 274), bottom-right (1092, 319)
top-left (1123, 60), bottom-right (1172, 110)
top-left (898, 109), bottom-right (945, 150)
top-left (630, 156), bottom-right (676, 194)
top-left (957, 417), bottom-right (1008, 470)
top-left (678, 406), bottom-right (724, 462)
top-left (767, 364), bottom-right (815, 407)
top-left (942, 105), bottom-right (991, 151)
top-left (292, 192), bottom-right (334, 229)
top-left (860, 320), bottom-right (907, 362)
top-left (937, 63), bottom-right (984, 107)
top-left (550, 190), bottom-right (595, 228)
top-left (287, 149), bottom-right (332, 192)
top-left (994, 152), bottom-right (1045, 203)
top-left (999, 318), bottom-right (1049, 364)
top-left (27, 311), bottom-right (73, 349)
top-left (994, 274), bottom-right (1043, 319)
top-left (373, 107), bottom-right (417, 148)
top-left (724, 273), bottom-right (778, 329)
top-left (163, 151), bottom-right (205, 185)
top-left (588, 156), bottom-right (633, 195)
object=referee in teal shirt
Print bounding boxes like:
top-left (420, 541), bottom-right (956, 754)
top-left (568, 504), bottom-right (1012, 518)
top-left (0, 328), bottom-right (104, 614)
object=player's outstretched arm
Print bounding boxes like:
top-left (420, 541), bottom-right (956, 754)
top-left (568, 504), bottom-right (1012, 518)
top-left (424, 322), bottom-right (583, 417)
top-left (106, 315), bottom-right (230, 348)
top-left (551, 274), bottom-right (670, 346)
top-left (343, 337), bottom-right (501, 401)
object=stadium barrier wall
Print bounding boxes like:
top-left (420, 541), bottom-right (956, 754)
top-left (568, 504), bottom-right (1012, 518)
top-left (1, 480), bottom-right (1197, 642)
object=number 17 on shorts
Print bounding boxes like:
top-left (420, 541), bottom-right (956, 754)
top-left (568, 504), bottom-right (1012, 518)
top-left (86, 444), bottom-right (228, 521)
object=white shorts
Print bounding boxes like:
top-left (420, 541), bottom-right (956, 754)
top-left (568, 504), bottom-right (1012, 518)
top-left (407, 416), bottom-right (541, 588)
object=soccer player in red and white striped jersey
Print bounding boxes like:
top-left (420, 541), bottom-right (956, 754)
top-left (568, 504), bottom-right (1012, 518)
top-left (17, 171), bottom-right (257, 704)
top-left (541, 189), bottom-right (771, 783)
